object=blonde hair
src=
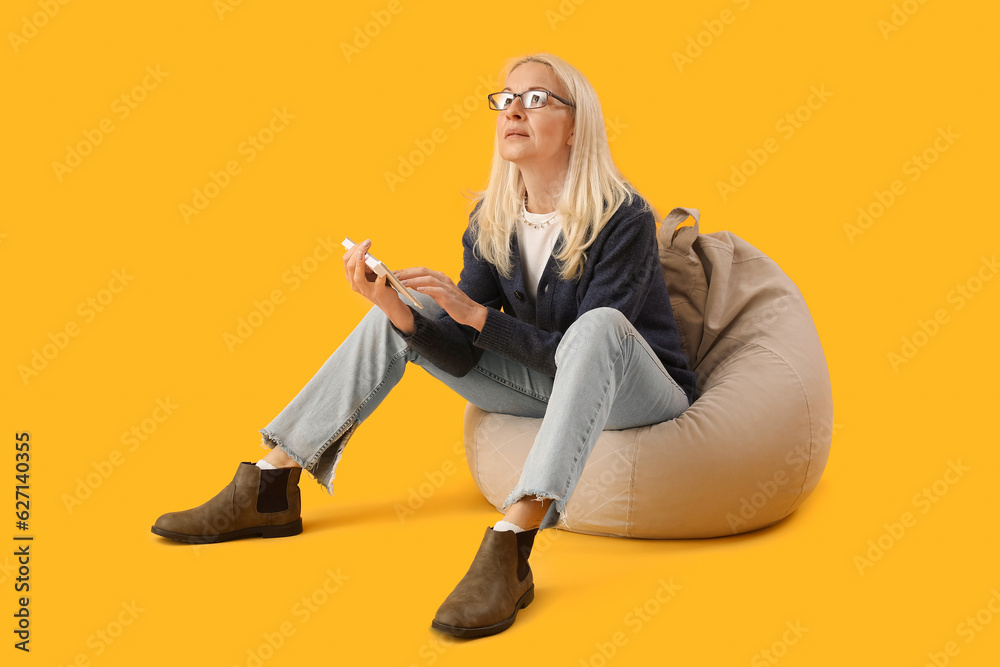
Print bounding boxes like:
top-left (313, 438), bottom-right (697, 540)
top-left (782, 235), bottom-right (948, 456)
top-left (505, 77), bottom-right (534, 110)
top-left (467, 52), bottom-right (647, 281)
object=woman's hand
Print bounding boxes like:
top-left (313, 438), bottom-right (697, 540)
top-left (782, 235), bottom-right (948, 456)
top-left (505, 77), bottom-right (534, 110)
top-left (343, 240), bottom-right (415, 334)
top-left (394, 267), bottom-right (487, 331)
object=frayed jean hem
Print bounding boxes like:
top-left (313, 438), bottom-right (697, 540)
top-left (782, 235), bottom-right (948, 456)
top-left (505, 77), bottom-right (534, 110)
top-left (259, 427), bottom-right (345, 497)
top-left (501, 488), bottom-right (566, 531)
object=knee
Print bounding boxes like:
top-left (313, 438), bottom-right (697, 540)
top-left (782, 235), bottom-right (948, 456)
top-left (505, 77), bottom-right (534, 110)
top-left (566, 307), bottom-right (629, 340)
top-left (557, 308), bottom-right (630, 361)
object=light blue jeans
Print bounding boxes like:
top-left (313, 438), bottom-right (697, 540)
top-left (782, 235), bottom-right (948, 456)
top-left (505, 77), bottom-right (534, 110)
top-left (259, 291), bottom-right (691, 530)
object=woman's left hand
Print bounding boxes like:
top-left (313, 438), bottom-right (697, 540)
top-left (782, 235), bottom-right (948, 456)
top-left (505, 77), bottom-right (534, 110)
top-left (394, 267), bottom-right (487, 331)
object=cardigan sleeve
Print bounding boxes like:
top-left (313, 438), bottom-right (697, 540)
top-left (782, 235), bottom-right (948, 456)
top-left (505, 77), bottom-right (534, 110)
top-left (471, 205), bottom-right (659, 376)
top-left (388, 219), bottom-right (504, 377)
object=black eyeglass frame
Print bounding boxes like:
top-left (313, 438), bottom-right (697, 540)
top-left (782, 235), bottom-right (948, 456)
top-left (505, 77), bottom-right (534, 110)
top-left (487, 89), bottom-right (576, 111)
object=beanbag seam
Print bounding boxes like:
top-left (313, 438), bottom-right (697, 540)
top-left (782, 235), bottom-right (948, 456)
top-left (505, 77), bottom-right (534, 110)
top-left (625, 426), bottom-right (641, 538)
top-left (720, 339), bottom-right (818, 519)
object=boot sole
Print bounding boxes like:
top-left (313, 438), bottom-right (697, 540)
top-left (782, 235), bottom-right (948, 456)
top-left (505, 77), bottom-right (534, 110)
top-left (430, 584), bottom-right (534, 639)
top-left (150, 518), bottom-right (302, 544)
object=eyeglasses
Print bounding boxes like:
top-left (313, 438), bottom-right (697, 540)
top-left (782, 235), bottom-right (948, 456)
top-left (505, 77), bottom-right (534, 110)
top-left (487, 89), bottom-right (575, 111)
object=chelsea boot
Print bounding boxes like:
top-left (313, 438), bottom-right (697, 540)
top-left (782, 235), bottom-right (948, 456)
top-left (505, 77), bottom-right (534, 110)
top-left (151, 462), bottom-right (302, 543)
top-left (431, 527), bottom-right (536, 638)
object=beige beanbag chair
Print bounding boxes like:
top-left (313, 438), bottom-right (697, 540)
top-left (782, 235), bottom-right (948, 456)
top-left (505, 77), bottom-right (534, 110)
top-left (463, 207), bottom-right (833, 538)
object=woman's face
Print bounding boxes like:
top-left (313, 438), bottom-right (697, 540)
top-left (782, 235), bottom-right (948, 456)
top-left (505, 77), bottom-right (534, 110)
top-left (496, 62), bottom-right (574, 171)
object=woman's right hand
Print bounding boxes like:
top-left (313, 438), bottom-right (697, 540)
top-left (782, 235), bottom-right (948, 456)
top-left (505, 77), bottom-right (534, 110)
top-left (342, 240), bottom-right (415, 334)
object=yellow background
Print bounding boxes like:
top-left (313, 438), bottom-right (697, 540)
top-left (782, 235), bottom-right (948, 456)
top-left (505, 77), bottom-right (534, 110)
top-left (3, 0), bottom-right (998, 664)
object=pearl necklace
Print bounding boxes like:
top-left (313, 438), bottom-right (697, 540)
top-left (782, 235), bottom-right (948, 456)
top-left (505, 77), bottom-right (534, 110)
top-left (521, 200), bottom-right (559, 230)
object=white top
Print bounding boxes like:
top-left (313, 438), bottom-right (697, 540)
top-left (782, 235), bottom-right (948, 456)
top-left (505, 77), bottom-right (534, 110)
top-left (515, 203), bottom-right (562, 303)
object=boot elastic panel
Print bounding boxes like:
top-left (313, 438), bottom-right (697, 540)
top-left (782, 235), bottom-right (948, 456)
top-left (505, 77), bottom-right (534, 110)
top-left (257, 467), bottom-right (292, 513)
top-left (514, 528), bottom-right (538, 582)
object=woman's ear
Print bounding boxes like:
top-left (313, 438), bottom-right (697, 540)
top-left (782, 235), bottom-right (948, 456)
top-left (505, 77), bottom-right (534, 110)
top-left (567, 128), bottom-right (574, 146)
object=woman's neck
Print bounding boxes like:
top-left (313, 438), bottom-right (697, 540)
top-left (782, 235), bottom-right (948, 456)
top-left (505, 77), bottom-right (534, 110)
top-left (520, 164), bottom-right (567, 214)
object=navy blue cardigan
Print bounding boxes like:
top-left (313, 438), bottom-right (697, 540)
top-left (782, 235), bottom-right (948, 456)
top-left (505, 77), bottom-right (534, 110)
top-left (392, 195), bottom-right (699, 405)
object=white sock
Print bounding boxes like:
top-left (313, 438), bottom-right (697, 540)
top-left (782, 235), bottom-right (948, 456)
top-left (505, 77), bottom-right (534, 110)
top-left (493, 519), bottom-right (526, 533)
top-left (255, 459), bottom-right (277, 470)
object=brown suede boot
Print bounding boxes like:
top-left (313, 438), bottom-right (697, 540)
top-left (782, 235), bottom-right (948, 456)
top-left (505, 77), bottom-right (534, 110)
top-left (151, 462), bottom-right (302, 543)
top-left (431, 527), bottom-right (536, 638)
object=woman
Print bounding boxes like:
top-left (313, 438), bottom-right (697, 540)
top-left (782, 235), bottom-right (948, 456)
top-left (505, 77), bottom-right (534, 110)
top-left (151, 53), bottom-right (698, 638)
